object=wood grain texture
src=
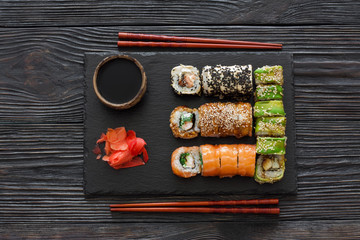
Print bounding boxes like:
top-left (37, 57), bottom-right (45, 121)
top-left (0, 9), bottom-right (360, 237)
top-left (0, 26), bottom-right (359, 123)
top-left (0, 0), bottom-right (359, 27)
top-left (1, 221), bottom-right (360, 239)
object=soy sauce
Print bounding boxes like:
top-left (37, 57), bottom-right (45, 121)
top-left (96, 58), bottom-right (142, 104)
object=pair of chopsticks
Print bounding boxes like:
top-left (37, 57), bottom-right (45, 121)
top-left (110, 198), bottom-right (280, 214)
top-left (117, 32), bottom-right (282, 50)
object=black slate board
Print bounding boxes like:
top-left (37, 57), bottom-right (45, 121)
top-left (84, 51), bottom-right (296, 196)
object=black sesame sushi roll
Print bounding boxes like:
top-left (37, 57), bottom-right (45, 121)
top-left (171, 65), bottom-right (201, 95)
top-left (201, 65), bottom-right (253, 100)
top-left (170, 106), bottom-right (200, 139)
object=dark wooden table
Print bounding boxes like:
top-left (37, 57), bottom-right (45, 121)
top-left (1, 1), bottom-right (360, 239)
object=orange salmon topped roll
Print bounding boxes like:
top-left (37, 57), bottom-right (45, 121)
top-left (237, 144), bottom-right (256, 177)
top-left (219, 144), bottom-right (238, 178)
top-left (171, 146), bottom-right (202, 178)
top-left (200, 144), bottom-right (220, 176)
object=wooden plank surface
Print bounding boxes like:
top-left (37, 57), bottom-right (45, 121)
top-left (1, 221), bottom-right (360, 239)
top-left (0, 0), bottom-right (359, 26)
top-left (1, 0), bottom-right (360, 238)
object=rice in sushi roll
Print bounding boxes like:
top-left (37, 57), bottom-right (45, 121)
top-left (201, 65), bottom-right (253, 100)
top-left (171, 146), bottom-right (202, 178)
top-left (171, 64), bottom-right (201, 95)
top-left (170, 106), bottom-right (200, 139)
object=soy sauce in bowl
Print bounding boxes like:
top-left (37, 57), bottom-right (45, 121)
top-left (93, 55), bottom-right (147, 110)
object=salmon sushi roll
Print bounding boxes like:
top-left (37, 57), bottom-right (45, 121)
top-left (200, 144), bottom-right (220, 177)
top-left (171, 146), bottom-right (202, 178)
top-left (219, 144), bottom-right (238, 178)
top-left (237, 144), bottom-right (256, 177)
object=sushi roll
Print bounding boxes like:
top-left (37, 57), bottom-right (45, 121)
top-left (219, 144), bottom-right (238, 178)
top-left (202, 65), bottom-right (253, 100)
top-left (255, 85), bottom-right (283, 101)
top-left (254, 65), bottom-right (283, 85)
top-left (171, 65), bottom-right (201, 95)
top-left (198, 102), bottom-right (252, 138)
top-left (237, 144), bottom-right (256, 177)
top-left (255, 155), bottom-right (286, 184)
top-left (200, 144), bottom-right (221, 177)
top-left (171, 146), bottom-right (202, 178)
top-left (253, 100), bottom-right (285, 118)
top-left (255, 117), bottom-right (286, 137)
top-left (170, 106), bottom-right (200, 139)
top-left (172, 144), bottom-right (256, 178)
top-left (256, 137), bottom-right (287, 155)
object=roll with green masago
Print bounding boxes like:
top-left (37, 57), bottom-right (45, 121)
top-left (171, 65), bottom-right (201, 95)
top-left (255, 155), bottom-right (286, 184)
top-left (170, 106), bottom-right (200, 139)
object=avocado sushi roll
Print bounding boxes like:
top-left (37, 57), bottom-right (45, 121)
top-left (254, 65), bottom-right (283, 85)
top-left (255, 155), bottom-right (286, 184)
top-left (255, 117), bottom-right (286, 137)
top-left (255, 85), bottom-right (283, 101)
top-left (171, 64), bottom-right (201, 95)
top-left (256, 137), bottom-right (287, 155)
top-left (170, 106), bottom-right (200, 139)
top-left (254, 100), bottom-right (285, 117)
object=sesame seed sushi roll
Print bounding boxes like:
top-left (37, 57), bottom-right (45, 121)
top-left (171, 64), bottom-right (201, 95)
top-left (255, 155), bottom-right (286, 184)
top-left (170, 106), bottom-right (200, 139)
top-left (202, 65), bottom-right (253, 101)
top-left (255, 117), bottom-right (286, 137)
top-left (254, 65), bottom-right (283, 85)
top-left (256, 137), bottom-right (287, 155)
top-left (198, 102), bottom-right (252, 138)
top-left (171, 146), bottom-right (202, 178)
top-left (255, 85), bottom-right (283, 101)
top-left (253, 100), bottom-right (285, 118)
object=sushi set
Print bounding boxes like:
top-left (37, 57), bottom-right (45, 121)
top-left (84, 51), bottom-right (296, 196)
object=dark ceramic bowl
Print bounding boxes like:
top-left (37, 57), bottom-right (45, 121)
top-left (93, 55), bottom-right (147, 110)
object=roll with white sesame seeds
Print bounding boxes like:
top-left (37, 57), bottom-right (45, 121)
top-left (198, 102), bottom-right (252, 138)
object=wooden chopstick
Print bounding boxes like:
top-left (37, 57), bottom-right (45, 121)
top-left (117, 41), bottom-right (282, 49)
top-left (110, 207), bottom-right (280, 214)
top-left (118, 32), bottom-right (282, 48)
top-left (110, 199), bottom-right (278, 208)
